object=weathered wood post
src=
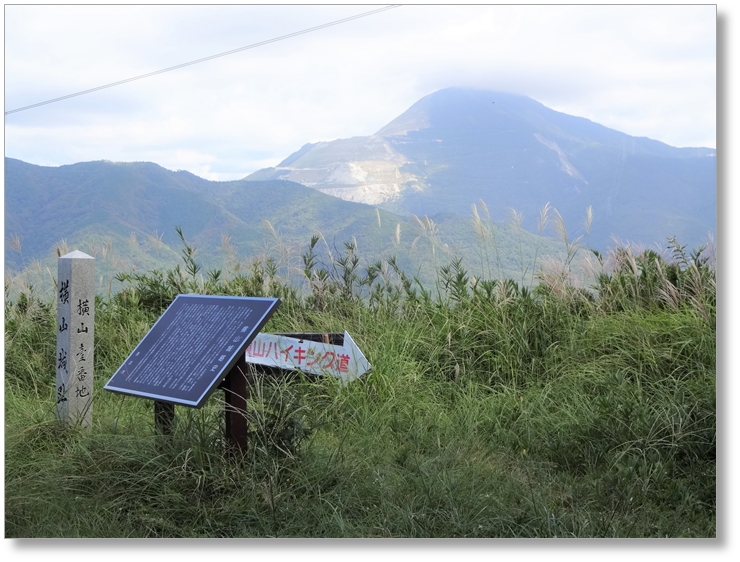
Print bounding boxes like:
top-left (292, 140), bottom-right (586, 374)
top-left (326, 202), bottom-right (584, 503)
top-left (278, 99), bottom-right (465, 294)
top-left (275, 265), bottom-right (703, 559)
top-left (154, 401), bottom-right (175, 435)
top-left (223, 355), bottom-right (252, 452)
top-left (56, 250), bottom-right (95, 429)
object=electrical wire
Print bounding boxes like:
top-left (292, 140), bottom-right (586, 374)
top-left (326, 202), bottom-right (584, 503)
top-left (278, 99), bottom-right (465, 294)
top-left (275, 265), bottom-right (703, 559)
top-left (5, 5), bottom-right (401, 116)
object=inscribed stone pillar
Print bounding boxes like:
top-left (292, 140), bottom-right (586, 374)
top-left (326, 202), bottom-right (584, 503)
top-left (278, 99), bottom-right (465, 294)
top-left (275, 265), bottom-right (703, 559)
top-left (56, 250), bottom-right (95, 429)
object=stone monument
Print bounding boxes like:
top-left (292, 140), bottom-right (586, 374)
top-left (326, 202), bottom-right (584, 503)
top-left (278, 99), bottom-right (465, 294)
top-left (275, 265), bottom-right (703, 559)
top-left (56, 250), bottom-right (95, 429)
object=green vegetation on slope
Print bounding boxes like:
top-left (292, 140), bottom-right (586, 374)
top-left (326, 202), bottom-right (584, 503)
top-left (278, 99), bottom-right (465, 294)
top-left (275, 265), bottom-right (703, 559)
top-left (5, 157), bottom-right (568, 297)
top-left (5, 235), bottom-right (715, 538)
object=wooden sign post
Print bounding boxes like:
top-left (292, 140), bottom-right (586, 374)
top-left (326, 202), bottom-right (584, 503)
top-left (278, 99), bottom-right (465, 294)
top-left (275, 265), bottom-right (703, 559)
top-left (221, 354), bottom-right (251, 450)
top-left (56, 250), bottom-right (95, 429)
top-left (104, 296), bottom-right (371, 453)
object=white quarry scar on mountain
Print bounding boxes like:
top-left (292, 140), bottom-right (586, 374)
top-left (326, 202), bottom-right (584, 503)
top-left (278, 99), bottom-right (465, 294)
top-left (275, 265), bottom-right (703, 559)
top-left (267, 136), bottom-right (427, 205)
top-left (534, 133), bottom-right (588, 183)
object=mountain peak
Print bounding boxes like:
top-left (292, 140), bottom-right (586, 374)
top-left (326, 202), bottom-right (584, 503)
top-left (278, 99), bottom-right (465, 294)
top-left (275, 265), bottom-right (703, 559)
top-left (245, 87), bottom-right (714, 249)
top-left (376, 88), bottom-right (535, 137)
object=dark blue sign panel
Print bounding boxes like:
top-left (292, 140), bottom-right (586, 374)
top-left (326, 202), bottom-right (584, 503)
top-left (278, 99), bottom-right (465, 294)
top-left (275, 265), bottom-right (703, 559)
top-left (104, 294), bottom-right (280, 407)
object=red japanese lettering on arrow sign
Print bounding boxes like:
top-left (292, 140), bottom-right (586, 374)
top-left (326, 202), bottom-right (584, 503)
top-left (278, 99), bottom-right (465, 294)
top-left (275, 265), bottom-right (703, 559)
top-left (245, 331), bottom-right (370, 382)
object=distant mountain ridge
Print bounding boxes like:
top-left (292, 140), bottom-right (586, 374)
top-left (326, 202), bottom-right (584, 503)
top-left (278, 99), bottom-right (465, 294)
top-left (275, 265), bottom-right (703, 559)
top-left (4, 87), bottom-right (715, 295)
top-left (247, 87), bottom-right (716, 250)
top-left (4, 157), bottom-right (564, 291)
top-left (3, 157), bottom-right (410, 273)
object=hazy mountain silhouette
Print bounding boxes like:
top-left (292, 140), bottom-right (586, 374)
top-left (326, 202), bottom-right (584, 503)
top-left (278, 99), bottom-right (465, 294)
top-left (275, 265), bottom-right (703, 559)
top-left (248, 87), bottom-right (716, 250)
top-left (4, 156), bottom-right (563, 285)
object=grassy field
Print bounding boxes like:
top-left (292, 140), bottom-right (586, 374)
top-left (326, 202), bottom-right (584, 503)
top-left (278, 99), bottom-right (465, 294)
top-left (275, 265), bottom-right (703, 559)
top-left (4, 233), bottom-right (716, 538)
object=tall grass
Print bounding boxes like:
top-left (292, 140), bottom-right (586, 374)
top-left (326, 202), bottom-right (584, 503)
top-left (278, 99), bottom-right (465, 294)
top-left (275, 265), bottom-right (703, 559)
top-left (4, 225), bottom-right (715, 538)
top-left (471, 199), bottom-right (504, 280)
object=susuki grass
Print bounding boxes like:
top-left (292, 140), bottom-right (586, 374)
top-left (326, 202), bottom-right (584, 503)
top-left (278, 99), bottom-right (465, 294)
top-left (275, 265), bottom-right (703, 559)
top-left (4, 221), bottom-right (716, 538)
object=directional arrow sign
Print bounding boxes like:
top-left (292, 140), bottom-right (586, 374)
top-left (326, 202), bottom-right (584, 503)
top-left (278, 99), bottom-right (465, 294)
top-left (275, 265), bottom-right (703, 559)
top-left (245, 331), bottom-right (370, 383)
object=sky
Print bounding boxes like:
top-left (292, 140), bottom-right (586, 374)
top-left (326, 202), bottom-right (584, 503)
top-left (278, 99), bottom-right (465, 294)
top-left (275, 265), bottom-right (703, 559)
top-left (3, 3), bottom-right (717, 182)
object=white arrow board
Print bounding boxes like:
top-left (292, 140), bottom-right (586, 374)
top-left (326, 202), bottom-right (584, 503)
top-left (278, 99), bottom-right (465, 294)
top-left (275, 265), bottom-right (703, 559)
top-left (245, 331), bottom-right (370, 383)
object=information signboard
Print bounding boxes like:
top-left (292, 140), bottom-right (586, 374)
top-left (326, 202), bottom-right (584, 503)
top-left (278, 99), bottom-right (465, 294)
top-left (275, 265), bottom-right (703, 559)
top-left (104, 294), bottom-right (280, 407)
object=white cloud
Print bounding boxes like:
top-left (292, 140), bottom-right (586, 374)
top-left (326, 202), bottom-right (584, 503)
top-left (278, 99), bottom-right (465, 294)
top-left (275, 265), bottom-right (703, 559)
top-left (3, 4), bottom-right (716, 181)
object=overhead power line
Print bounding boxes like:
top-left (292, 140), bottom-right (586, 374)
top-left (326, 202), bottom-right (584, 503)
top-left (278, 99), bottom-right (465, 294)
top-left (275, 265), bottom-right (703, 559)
top-left (5, 5), bottom-right (401, 116)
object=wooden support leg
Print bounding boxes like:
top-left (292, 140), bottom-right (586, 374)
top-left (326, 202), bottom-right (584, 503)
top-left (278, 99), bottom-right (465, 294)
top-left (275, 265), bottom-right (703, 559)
top-left (154, 401), bottom-right (175, 435)
top-left (224, 355), bottom-right (249, 452)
